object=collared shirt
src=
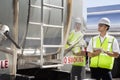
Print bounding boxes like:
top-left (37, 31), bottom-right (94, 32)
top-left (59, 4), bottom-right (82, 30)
top-left (87, 33), bottom-right (120, 54)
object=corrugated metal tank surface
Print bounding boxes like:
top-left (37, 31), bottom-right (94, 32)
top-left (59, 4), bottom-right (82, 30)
top-left (0, 0), bottom-right (67, 74)
top-left (0, 0), bottom-right (87, 75)
top-left (0, 0), bottom-right (13, 74)
top-left (19, 0), bottom-right (64, 53)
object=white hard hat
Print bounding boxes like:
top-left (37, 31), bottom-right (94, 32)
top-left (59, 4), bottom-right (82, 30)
top-left (74, 17), bottom-right (81, 24)
top-left (98, 17), bottom-right (110, 27)
top-left (0, 25), bottom-right (9, 40)
top-left (0, 25), bottom-right (10, 33)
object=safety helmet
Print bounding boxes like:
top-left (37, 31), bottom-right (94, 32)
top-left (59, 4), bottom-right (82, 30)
top-left (98, 17), bottom-right (110, 27)
top-left (74, 17), bottom-right (82, 24)
top-left (0, 25), bottom-right (10, 34)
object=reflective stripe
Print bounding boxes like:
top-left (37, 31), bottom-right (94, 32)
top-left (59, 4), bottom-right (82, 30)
top-left (107, 43), bottom-right (111, 51)
top-left (93, 37), bottom-right (97, 48)
top-left (107, 36), bottom-right (114, 51)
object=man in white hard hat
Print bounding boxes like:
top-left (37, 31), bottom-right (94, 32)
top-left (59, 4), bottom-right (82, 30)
top-left (87, 17), bottom-right (120, 80)
top-left (65, 17), bottom-right (87, 80)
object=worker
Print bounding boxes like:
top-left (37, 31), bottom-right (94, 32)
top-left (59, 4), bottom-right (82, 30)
top-left (65, 17), bottom-right (87, 80)
top-left (87, 17), bottom-right (120, 80)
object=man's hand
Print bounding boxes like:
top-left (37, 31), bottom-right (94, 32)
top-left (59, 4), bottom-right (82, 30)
top-left (93, 49), bottom-right (101, 56)
top-left (88, 49), bottom-right (101, 57)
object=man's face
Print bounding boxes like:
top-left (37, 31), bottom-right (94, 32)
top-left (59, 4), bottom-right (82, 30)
top-left (98, 23), bottom-right (108, 32)
top-left (75, 23), bottom-right (81, 31)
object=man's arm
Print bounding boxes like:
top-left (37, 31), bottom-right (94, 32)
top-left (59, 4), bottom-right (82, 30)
top-left (104, 51), bottom-right (119, 58)
top-left (104, 38), bottom-right (120, 58)
top-left (88, 49), bottom-right (101, 57)
top-left (73, 51), bottom-right (86, 56)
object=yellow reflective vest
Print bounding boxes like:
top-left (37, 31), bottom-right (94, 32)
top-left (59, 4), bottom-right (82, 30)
top-left (90, 35), bottom-right (115, 69)
top-left (65, 30), bottom-right (86, 66)
top-left (65, 30), bottom-right (83, 53)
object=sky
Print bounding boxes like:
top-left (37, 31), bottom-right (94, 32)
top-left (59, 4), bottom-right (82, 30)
top-left (87, 0), bottom-right (120, 7)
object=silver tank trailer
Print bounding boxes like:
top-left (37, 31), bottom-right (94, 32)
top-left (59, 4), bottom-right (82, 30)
top-left (0, 0), bottom-right (86, 75)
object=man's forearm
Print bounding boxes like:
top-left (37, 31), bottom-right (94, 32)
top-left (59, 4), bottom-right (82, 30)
top-left (88, 52), bottom-right (100, 57)
top-left (104, 51), bottom-right (119, 58)
top-left (74, 51), bottom-right (86, 56)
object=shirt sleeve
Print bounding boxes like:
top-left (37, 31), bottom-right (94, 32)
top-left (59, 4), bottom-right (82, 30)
top-left (113, 38), bottom-right (120, 54)
top-left (87, 38), bottom-right (93, 53)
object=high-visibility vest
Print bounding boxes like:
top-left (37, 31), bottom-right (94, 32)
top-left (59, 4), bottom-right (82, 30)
top-left (67, 30), bottom-right (83, 44)
top-left (90, 35), bottom-right (115, 69)
top-left (65, 30), bottom-right (86, 66)
top-left (65, 30), bottom-right (83, 53)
